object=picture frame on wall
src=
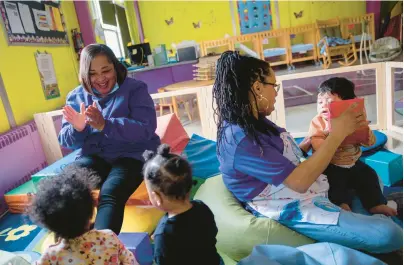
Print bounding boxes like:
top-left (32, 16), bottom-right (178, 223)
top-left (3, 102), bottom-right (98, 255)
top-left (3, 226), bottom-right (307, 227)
top-left (237, 0), bottom-right (273, 35)
top-left (0, 0), bottom-right (69, 46)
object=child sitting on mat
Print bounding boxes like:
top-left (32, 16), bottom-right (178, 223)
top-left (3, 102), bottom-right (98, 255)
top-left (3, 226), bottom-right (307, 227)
top-left (301, 77), bottom-right (397, 216)
top-left (143, 144), bottom-right (222, 265)
top-left (28, 166), bottom-right (138, 265)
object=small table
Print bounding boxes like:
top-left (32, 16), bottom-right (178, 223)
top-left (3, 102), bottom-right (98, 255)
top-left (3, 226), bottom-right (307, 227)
top-left (163, 80), bottom-right (214, 118)
top-left (164, 80), bottom-right (214, 91)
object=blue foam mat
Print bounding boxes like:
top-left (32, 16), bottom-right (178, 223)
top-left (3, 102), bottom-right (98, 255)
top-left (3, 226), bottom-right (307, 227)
top-left (182, 134), bottom-right (220, 179)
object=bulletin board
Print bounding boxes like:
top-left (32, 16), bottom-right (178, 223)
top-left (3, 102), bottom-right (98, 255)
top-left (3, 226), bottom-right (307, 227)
top-left (237, 0), bottom-right (272, 35)
top-left (0, 1), bottom-right (69, 45)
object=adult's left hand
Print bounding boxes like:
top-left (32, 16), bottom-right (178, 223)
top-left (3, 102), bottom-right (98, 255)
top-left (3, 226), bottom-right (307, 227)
top-left (85, 102), bottom-right (105, 131)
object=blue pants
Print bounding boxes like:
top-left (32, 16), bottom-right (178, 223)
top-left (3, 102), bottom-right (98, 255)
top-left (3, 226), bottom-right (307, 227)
top-left (72, 155), bottom-right (144, 235)
top-left (238, 243), bottom-right (386, 265)
top-left (247, 198), bottom-right (403, 254)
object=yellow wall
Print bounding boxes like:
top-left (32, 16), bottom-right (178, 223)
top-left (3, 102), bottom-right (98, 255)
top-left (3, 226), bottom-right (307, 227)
top-left (0, 1), bottom-right (79, 132)
top-left (124, 1), bottom-right (140, 44)
top-left (138, 1), bottom-right (366, 50)
top-left (278, 1), bottom-right (366, 28)
top-left (139, 1), bottom-right (234, 50)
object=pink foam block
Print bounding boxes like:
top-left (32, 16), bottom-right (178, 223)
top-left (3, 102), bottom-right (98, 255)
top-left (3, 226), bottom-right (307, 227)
top-left (156, 114), bottom-right (190, 154)
top-left (328, 98), bottom-right (369, 145)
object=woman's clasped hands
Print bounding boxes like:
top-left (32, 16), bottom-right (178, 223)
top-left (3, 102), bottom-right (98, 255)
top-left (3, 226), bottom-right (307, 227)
top-left (62, 102), bottom-right (105, 132)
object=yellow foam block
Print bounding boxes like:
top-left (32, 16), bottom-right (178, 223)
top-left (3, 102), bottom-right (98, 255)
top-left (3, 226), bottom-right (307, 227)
top-left (121, 206), bottom-right (164, 234)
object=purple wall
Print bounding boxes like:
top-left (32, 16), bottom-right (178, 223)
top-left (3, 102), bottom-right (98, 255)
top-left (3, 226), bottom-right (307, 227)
top-left (128, 62), bottom-right (194, 94)
top-left (74, 1), bottom-right (96, 46)
top-left (367, 0), bottom-right (381, 38)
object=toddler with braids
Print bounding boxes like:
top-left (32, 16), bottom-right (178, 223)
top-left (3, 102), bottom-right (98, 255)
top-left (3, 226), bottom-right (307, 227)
top-left (143, 144), bottom-right (222, 265)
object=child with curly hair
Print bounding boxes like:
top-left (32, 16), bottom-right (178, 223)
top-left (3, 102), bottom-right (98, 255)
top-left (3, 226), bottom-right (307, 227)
top-left (28, 166), bottom-right (139, 265)
top-left (143, 144), bottom-right (223, 265)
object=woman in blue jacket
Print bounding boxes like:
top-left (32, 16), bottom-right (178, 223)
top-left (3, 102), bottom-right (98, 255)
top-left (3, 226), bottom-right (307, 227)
top-left (58, 44), bottom-right (160, 234)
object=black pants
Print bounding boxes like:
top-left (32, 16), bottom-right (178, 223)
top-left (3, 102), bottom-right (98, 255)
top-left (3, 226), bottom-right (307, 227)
top-left (324, 160), bottom-right (387, 211)
top-left (72, 155), bottom-right (144, 235)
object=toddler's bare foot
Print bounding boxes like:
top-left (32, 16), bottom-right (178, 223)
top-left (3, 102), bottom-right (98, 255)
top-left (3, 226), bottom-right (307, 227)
top-left (370, 204), bottom-right (397, 216)
top-left (340, 203), bottom-right (351, 211)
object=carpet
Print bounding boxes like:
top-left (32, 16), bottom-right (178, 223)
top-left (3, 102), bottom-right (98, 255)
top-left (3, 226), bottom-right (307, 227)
top-left (0, 212), bottom-right (42, 252)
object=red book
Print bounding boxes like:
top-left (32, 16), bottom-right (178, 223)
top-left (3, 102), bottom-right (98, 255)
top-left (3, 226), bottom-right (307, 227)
top-left (328, 98), bottom-right (369, 145)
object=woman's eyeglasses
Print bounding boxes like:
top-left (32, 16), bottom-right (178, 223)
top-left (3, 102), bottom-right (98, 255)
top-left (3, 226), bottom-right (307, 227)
top-left (260, 81), bottom-right (281, 92)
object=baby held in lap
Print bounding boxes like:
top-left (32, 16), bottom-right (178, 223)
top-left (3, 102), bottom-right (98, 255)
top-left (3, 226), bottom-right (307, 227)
top-left (302, 77), bottom-right (397, 216)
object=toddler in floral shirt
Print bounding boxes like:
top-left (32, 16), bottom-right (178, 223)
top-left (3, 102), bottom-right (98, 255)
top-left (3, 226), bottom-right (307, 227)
top-left (28, 166), bottom-right (138, 265)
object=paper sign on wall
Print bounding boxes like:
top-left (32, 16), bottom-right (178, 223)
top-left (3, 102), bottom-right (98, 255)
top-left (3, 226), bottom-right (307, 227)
top-left (4, 2), bottom-right (25, 34)
top-left (18, 3), bottom-right (36, 34)
top-left (33, 9), bottom-right (50, 31)
top-left (35, 52), bottom-right (60, 100)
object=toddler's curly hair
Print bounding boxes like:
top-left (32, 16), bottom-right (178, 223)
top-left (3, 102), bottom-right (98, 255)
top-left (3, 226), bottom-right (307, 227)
top-left (28, 165), bottom-right (99, 240)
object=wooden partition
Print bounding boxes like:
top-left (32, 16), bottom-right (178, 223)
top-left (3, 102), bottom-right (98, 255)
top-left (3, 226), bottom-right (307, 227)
top-left (198, 13), bottom-right (374, 69)
top-left (34, 110), bottom-right (64, 165)
top-left (276, 62), bottom-right (387, 136)
top-left (385, 62), bottom-right (403, 135)
top-left (200, 38), bottom-right (234, 57)
top-left (232, 33), bottom-right (261, 58)
top-left (288, 23), bottom-right (318, 69)
top-left (257, 28), bottom-right (291, 67)
top-left (34, 61), bottom-right (400, 163)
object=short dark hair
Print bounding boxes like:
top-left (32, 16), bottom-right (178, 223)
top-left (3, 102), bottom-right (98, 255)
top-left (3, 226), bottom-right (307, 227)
top-left (213, 51), bottom-right (279, 154)
top-left (143, 144), bottom-right (193, 200)
top-left (28, 166), bottom-right (99, 240)
top-left (79, 44), bottom-right (127, 94)
top-left (317, 77), bottom-right (356, 100)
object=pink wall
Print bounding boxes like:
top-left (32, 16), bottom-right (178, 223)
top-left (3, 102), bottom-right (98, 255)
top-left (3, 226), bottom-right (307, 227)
top-left (367, 0), bottom-right (381, 38)
top-left (74, 1), bottom-right (96, 46)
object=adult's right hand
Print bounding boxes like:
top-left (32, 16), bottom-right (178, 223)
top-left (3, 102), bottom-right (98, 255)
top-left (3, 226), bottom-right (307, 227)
top-left (62, 102), bottom-right (86, 132)
top-left (330, 103), bottom-right (367, 139)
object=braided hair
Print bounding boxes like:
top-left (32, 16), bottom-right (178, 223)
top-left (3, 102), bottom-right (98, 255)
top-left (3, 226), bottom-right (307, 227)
top-left (213, 51), bottom-right (280, 153)
top-left (143, 144), bottom-right (193, 200)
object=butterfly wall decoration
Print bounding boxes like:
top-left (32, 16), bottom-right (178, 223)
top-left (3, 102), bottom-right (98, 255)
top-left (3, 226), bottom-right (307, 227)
top-left (192, 21), bottom-right (201, 29)
top-left (294, 10), bottom-right (303, 19)
top-left (165, 17), bottom-right (174, 26)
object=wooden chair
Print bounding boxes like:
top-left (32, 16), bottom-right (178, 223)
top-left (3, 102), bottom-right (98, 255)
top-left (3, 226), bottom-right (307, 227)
top-left (315, 18), bottom-right (358, 69)
top-left (341, 14), bottom-right (375, 44)
top-left (157, 88), bottom-right (174, 116)
top-left (177, 96), bottom-right (194, 122)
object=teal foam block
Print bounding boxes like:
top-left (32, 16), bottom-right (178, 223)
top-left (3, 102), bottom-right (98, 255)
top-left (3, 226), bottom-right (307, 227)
top-left (182, 134), bottom-right (220, 179)
top-left (31, 149), bottom-right (81, 190)
top-left (360, 150), bottom-right (403, 187)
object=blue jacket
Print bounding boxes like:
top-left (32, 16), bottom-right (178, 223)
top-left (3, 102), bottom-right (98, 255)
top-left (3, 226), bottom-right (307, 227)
top-left (58, 77), bottom-right (160, 162)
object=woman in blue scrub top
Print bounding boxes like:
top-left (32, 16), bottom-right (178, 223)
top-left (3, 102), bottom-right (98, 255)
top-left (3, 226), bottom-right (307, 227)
top-left (213, 51), bottom-right (402, 254)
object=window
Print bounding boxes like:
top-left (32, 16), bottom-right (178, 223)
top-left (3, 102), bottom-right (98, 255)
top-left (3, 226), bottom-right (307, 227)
top-left (91, 0), bottom-right (125, 58)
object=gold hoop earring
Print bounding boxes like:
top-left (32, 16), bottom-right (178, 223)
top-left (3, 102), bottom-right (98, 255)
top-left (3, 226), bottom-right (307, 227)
top-left (257, 94), bottom-right (269, 112)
